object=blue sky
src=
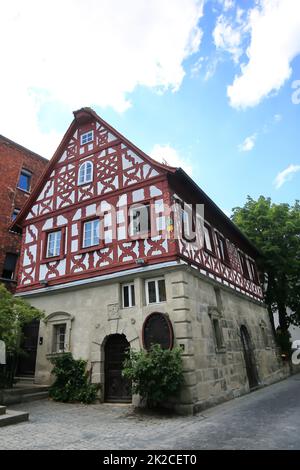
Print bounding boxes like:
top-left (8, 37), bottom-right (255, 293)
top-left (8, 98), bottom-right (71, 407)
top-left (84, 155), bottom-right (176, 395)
top-left (1, 0), bottom-right (299, 214)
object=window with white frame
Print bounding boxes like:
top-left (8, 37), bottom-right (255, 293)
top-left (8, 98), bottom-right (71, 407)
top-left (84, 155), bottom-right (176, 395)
top-left (129, 204), bottom-right (150, 237)
top-left (82, 219), bottom-right (100, 248)
top-left (78, 161), bottom-right (93, 185)
top-left (46, 230), bottom-right (62, 258)
top-left (80, 130), bottom-right (94, 145)
top-left (53, 324), bottom-right (66, 353)
top-left (146, 278), bottom-right (166, 304)
top-left (122, 283), bottom-right (135, 308)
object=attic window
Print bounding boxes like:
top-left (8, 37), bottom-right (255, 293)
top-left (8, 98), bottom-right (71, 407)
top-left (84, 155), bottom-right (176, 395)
top-left (80, 131), bottom-right (94, 145)
top-left (78, 161), bottom-right (93, 185)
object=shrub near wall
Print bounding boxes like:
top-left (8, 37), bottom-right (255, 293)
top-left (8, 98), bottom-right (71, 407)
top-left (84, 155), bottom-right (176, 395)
top-left (49, 353), bottom-right (99, 404)
top-left (123, 344), bottom-right (184, 409)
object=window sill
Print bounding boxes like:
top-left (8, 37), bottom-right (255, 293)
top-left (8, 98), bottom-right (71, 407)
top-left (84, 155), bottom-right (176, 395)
top-left (0, 277), bottom-right (17, 283)
top-left (17, 187), bottom-right (31, 194)
top-left (46, 351), bottom-right (69, 358)
top-left (146, 301), bottom-right (167, 306)
top-left (204, 248), bottom-right (216, 257)
top-left (41, 255), bottom-right (64, 263)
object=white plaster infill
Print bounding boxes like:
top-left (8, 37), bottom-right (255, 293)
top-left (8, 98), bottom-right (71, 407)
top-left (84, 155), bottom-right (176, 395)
top-left (15, 261), bottom-right (182, 297)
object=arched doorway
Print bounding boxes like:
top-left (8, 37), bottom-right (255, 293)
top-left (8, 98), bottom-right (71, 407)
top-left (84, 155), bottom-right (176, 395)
top-left (104, 334), bottom-right (132, 403)
top-left (240, 325), bottom-right (259, 390)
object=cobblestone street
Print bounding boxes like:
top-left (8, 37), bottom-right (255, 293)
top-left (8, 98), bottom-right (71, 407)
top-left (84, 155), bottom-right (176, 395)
top-left (1, 374), bottom-right (300, 450)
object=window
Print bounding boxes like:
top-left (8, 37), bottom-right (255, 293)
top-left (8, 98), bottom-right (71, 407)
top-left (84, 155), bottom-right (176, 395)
top-left (80, 130), bottom-right (94, 145)
top-left (129, 204), bottom-right (150, 238)
top-left (12, 208), bottom-right (20, 221)
top-left (217, 234), bottom-right (230, 264)
top-left (53, 324), bottom-right (66, 353)
top-left (146, 278), bottom-right (166, 304)
top-left (204, 224), bottom-right (215, 252)
top-left (212, 318), bottom-right (223, 350)
top-left (18, 169), bottom-right (31, 192)
top-left (122, 283), bottom-right (135, 308)
top-left (2, 253), bottom-right (18, 280)
top-left (82, 219), bottom-right (99, 248)
top-left (239, 252), bottom-right (250, 278)
top-left (46, 230), bottom-right (62, 258)
top-left (78, 161), bottom-right (93, 185)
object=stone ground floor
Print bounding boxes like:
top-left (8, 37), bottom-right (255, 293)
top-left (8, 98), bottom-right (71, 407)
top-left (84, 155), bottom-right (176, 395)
top-left (1, 373), bottom-right (300, 450)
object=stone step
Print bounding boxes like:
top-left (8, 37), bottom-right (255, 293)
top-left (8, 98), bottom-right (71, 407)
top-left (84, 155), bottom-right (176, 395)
top-left (0, 409), bottom-right (29, 427)
top-left (21, 391), bottom-right (49, 402)
top-left (0, 385), bottom-right (49, 405)
top-left (15, 376), bottom-right (35, 384)
top-left (0, 405), bottom-right (7, 415)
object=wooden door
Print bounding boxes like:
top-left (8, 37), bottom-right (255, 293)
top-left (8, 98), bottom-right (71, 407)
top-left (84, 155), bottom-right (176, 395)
top-left (104, 334), bottom-right (132, 403)
top-left (240, 325), bottom-right (259, 389)
top-left (17, 320), bottom-right (39, 376)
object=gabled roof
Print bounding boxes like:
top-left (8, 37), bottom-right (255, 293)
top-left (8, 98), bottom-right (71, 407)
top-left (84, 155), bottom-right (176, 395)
top-left (11, 107), bottom-right (176, 230)
top-left (10, 107), bottom-right (260, 258)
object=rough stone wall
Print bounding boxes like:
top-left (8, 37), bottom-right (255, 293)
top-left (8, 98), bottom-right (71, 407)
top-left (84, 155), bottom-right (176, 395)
top-left (24, 265), bottom-right (288, 414)
top-left (0, 137), bottom-right (48, 291)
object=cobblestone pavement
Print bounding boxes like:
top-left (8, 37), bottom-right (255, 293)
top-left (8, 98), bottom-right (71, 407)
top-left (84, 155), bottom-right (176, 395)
top-left (1, 374), bottom-right (300, 450)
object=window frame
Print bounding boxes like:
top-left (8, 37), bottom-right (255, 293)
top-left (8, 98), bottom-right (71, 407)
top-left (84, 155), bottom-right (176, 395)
top-left (1, 252), bottom-right (18, 280)
top-left (203, 223), bottom-right (216, 254)
top-left (52, 323), bottom-right (67, 354)
top-left (216, 232), bottom-right (230, 266)
top-left (78, 160), bottom-right (94, 186)
top-left (80, 130), bottom-right (94, 146)
top-left (122, 283), bottom-right (136, 308)
top-left (128, 203), bottom-right (151, 239)
top-left (46, 230), bottom-right (62, 259)
top-left (18, 168), bottom-right (32, 192)
top-left (79, 216), bottom-right (105, 253)
top-left (145, 277), bottom-right (166, 305)
top-left (41, 227), bottom-right (66, 263)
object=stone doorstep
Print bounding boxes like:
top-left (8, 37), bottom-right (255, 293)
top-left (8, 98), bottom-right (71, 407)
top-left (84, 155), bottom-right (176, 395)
top-left (0, 409), bottom-right (29, 427)
top-left (0, 405), bottom-right (6, 415)
top-left (0, 385), bottom-right (49, 406)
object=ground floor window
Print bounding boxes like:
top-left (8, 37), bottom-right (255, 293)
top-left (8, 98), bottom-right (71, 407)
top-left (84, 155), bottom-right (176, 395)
top-left (122, 283), bottom-right (135, 308)
top-left (145, 278), bottom-right (166, 304)
top-left (53, 324), bottom-right (66, 353)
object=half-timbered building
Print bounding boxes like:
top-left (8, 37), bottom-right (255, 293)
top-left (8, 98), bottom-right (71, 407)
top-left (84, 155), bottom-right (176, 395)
top-left (13, 108), bottom-right (287, 413)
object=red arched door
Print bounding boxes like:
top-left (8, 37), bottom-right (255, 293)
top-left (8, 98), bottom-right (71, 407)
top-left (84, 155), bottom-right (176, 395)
top-left (104, 334), bottom-right (132, 403)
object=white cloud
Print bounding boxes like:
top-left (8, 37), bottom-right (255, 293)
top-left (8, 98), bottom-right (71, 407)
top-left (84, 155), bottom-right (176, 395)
top-left (274, 164), bottom-right (300, 189)
top-left (238, 134), bottom-right (257, 152)
top-left (0, 0), bottom-right (204, 157)
top-left (213, 14), bottom-right (243, 63)
top-left (228, 0), bottom-right (300, 108)
top-left (150, 144), bottom-right (193, 175)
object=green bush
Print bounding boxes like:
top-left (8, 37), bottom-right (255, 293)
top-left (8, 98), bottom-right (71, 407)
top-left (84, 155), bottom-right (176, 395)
top-left (49, 353), bottom-right (99, 404)
top-left (122, 344), bottom-right (184, 409)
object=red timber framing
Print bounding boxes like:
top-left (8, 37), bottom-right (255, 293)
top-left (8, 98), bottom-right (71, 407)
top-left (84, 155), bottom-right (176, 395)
top-left (12, 108), bottom-right (263, 300)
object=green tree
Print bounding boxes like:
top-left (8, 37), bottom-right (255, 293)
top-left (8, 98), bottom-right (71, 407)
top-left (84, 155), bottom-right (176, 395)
top-left (122, 344), bottom-right (184, 409)
top-left (232, 196), bottom-right (300, 337)
top-left (0, 283), bottom-right (44, 387)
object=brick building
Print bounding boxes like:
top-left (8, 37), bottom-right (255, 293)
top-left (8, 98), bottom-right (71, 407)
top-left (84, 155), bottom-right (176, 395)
top-left (0, 135), bottom-right (48, 292)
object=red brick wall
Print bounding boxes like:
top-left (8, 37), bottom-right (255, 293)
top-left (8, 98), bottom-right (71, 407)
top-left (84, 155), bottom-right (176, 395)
top-left (0, 136), bottom-right (48, 291)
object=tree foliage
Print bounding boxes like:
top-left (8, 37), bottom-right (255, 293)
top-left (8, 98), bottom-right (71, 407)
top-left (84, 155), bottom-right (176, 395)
top-left (0, 283), bottom-right (44, 387)
top-left (122, 344), bottom-right (184, 409)
top-left (49, 353), bottom-right (99, 404)
top-left (232, 196), bottom-right (300, 332)
top-left (0, 283), bottom-right (44, 353)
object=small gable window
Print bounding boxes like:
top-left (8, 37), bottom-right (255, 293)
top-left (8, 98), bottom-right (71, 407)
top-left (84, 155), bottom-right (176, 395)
top-left (78, 161), bottom-right (93, 185)
top-left (217, 233), bottom-right (230, 265)
top-left (80, 130), bottom-right (94, 146)
top-left (46, 230), bottom-right (62, 258)
top-left (129, 204), bottom-right (150, 238)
